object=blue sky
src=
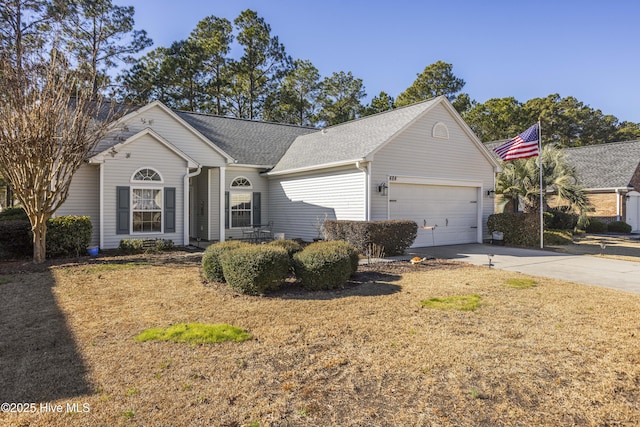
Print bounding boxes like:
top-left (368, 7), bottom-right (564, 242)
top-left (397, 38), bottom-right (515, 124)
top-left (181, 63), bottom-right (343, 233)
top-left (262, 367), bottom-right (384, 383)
top-left (117, 0), bottom-right (640, 123)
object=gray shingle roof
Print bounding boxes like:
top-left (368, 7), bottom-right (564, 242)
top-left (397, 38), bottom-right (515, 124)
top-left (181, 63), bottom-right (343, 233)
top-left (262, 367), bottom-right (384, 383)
top-left (269, 98), bottom-right (441, 173)
top-left (564, 140), bottom-right (640, 189)
top-left (175, 111), bottom-right (318, 166)
top-left (484, 140), bottom-right (640, 190)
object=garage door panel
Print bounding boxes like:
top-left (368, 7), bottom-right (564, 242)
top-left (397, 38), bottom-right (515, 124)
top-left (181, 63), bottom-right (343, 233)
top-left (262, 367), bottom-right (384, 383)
top-left (389, 183), bottom-right (478, 247)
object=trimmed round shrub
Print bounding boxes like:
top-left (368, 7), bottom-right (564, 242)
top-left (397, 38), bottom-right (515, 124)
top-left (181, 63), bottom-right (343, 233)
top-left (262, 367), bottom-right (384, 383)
top-left (220, 245), bottom-right (290, 295)
top-left (322, 240), bottom-right (359, 274)
top-left (585, 219), bottom-right (608, 233)
top-left (607, 221), bottom-right (632, 234)
top-left (268, 239), bottom-right (302, 259)
top-left (293, 240), bottom-right (358, 291)
top-left (201, 240), bottom-right (250, 282)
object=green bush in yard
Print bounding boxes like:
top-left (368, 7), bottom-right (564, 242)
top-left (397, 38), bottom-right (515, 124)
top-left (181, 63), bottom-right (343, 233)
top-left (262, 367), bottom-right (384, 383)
top-left (487, 213), bottom-right (552, 247)
top-left (201, 240), bottom-right (250, 283)
top-left (293, 240), bottom-right (358, 291)
top-left (547, 209), bottom-right (579, 230)
top-left (268, 239), bottom-right (302, 260)
top-left (46, 216), bottom-right (92, 257)
top-left (119, 239), bottom-right (145, 254)
top-left (585, 219), bottom-right (608, 233)
top-left (0, 215), bottom-right (92, 259)
top-left (607, 221), bottom-right (632, 234)
top-left (220, 245), bottom-right (290, 295)
top-left (0, 207), bottom-right (28, 221)
top-left (324, 220), bottom-right (417, 256)
top-left (323, 240), bottom-right (360, 274)
top-left (154, 238), bottom-right (175, 251)
top-left (0, 220), bottom-right (31, 258)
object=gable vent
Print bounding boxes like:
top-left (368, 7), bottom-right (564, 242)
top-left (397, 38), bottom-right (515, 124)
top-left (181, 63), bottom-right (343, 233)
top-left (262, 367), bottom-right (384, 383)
top-left (433, 122), bottom-right (449, 139)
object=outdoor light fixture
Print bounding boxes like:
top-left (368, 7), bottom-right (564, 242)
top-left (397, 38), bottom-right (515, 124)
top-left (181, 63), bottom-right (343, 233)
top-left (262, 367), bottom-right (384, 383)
top-left (378, 183), bottom-right (388, 196)
top-left (487, 189), bottom-right (496, 197)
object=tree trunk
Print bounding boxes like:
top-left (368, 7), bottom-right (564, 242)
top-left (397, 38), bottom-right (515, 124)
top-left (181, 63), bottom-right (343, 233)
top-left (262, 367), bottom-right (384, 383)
top-left (31, 216), bottom-right (48, 264)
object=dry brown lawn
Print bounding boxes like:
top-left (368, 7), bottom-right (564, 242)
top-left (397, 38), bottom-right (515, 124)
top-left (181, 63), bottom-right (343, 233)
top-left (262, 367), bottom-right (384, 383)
top-left (549, 234), bottom-right (640, 262)
top-left (1, 253), bottom-right (639, 426)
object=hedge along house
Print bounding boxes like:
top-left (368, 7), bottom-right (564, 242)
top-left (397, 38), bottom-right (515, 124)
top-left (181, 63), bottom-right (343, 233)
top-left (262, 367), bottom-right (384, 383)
top-left (56, 96), bottom-right (500, 249)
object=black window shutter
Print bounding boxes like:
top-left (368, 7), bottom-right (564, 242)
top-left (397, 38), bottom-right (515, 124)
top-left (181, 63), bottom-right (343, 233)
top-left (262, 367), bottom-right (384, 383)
top-left (224, 191), bottom-right (229, 229)
top-left (165, 187), bottom-right (176, 233)
top-left (116, 186), bottom-right (130, 235)
top-left (253, 192), bottom-right (261, 225)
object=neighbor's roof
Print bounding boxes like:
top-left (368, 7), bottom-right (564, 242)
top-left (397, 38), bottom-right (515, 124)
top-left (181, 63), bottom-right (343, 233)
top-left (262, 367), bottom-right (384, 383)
top-left (483, 139), bottom-right (640, 189)
top-left (269, 97), bottom-right (442, 173)
top-left (564, 140), bottom-right (640, 189)
top-left (175, 111), bottom-right (318, 166)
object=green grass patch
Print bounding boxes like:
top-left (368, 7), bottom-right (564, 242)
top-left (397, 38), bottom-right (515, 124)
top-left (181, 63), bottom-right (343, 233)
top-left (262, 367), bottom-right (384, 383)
top-left (0, 275), bottom-right (12, 285)
top-left (420, 294), bottom-right (481, 311)
top-left (505, 278), bottom-right (537, 289)
top-left (83, 262), bottom-right (149, 273)
top-left (135, 323), bottom-right (252, 345)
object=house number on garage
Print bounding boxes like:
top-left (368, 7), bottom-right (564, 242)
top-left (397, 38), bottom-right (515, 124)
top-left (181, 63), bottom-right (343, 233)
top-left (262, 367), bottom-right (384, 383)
top-left (389, 176), bottom-right (397, 181)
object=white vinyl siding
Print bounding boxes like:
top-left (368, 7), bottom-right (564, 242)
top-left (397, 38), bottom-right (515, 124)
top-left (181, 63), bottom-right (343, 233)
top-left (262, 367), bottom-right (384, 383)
top-left (55, 164), bottom-right (100, 246)
top-left (268, 166), bottom-right (365, 241)
top-left (117, 105), bottom-right (227, 167)
top-left (101, 133), bottom-right (187, 248)
top-left (370, 103), bottom-right (495, 240)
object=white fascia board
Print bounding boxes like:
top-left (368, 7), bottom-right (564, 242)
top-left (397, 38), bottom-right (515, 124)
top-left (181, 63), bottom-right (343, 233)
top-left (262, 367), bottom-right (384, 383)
top-left (265, 159), bottom-right (366, 177)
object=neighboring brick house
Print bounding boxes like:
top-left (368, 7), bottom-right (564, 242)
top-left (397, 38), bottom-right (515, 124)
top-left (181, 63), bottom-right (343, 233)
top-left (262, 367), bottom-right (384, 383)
top-left (563, 140), bottom-right (640, 224)
top-left (485, 139), bottom-right (640, 230)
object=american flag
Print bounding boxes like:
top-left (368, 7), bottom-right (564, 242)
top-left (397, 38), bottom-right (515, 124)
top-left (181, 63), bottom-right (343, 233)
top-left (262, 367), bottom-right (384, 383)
top-left (493, 123), bottom-right (539, 161)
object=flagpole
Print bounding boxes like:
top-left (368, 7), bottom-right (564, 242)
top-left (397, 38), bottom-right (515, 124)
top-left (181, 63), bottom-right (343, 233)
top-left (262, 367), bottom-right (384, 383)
top-left (538, 120), bottom-right (543, 249)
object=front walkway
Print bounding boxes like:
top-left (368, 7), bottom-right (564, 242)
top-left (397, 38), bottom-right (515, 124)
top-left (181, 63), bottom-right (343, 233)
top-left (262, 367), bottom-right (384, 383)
top-left (406, 244), bottom-right (640, 294)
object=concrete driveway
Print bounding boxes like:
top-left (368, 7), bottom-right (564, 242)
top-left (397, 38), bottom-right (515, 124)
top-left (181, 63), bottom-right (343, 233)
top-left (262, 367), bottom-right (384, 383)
top-left (406, 244), bottom-right (640, 294)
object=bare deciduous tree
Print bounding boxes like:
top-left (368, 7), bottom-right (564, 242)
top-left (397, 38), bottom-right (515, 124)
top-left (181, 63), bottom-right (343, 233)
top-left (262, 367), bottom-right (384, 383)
top-left (0, 51), bottom-right (116, 263)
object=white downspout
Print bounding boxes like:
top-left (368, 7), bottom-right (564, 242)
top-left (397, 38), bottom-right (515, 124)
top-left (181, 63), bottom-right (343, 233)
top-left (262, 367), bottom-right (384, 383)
top-left (99, 163), bottom-right (104, 250)
top-left (184, 166), bottom-right (202, 246)
top-left (355, 161), bottom-right (370, 221)
top-left (616, 188), bottom-right (621, 221)
top-left (219, 166), bottom-right (226, 242)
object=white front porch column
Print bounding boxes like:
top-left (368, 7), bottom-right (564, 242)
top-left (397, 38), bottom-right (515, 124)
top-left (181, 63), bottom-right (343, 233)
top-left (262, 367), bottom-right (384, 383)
top-left (219, 166), bottom-right (226, 242)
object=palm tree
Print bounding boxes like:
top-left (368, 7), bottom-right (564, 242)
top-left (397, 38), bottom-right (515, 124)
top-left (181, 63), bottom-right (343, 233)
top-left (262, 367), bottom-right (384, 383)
top-left (496, 145), bottom-right (589, 214)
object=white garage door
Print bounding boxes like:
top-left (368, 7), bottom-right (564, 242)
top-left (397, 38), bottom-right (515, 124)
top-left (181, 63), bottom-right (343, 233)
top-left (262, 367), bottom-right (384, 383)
top-left (389, 183), bottom-right (479, 247)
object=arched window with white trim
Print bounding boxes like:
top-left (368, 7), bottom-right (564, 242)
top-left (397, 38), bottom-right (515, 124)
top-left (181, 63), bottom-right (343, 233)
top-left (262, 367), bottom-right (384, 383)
top-left (231, 176), bottom-right (252, 189)
top-left (131, 167), bottom-right (163, 183)
top-left (229, 176), bottom-right (253, 228)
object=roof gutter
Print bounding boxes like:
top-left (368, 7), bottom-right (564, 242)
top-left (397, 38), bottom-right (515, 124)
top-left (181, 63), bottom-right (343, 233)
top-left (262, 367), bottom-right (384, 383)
top-left (265, 158), bottom-right (368, 177)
